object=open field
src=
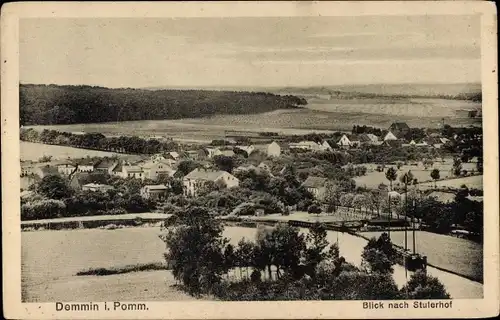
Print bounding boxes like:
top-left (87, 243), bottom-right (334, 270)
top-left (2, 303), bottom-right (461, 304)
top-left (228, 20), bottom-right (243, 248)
top-left (23, 225), bottom-right (482, 301)
top-left (362, 231), bottom-right (483, 283)
top-left (307, 97), bottom-right (481, 118)
top-left (417, 175), bottom-right (483, 190)
top-left (353, 161), bottom-right (481, 190)
top-left (25, 98), bottom-right (481, 144)
top-left (20, 141), bottom-right (121, 161)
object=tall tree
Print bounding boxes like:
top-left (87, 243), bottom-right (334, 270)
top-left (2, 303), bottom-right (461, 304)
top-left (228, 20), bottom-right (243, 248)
top-left (430, 169), bottom-right (440, 189)
top-left (385, 167), bottom-right (398, 191)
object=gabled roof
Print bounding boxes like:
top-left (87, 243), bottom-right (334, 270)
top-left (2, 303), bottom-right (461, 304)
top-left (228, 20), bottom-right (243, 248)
top-left (427, 191), bottom-right (456, 203)
top-left (184, 168), bottom-right (232, 181)
top-left (168, 151), bottom-right (180, 159)
top-left (301, 176), bottom-right (328, 189)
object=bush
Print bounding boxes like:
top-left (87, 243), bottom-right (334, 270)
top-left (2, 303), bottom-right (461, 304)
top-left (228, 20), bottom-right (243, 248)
top-left (307, 204), bottom-right (322, 214)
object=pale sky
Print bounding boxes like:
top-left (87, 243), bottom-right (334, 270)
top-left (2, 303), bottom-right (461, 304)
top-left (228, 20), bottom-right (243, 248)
top-left (20, 15), bottom-right (481, 88)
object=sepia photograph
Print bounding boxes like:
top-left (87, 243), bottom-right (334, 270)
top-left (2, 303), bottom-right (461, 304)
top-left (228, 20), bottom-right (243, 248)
top-left (2, 1), bottom-right (498, 319)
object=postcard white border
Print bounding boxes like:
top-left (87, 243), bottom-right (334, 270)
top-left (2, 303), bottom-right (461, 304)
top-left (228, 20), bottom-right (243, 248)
top-left (2, 1), bottom-right (498, 319)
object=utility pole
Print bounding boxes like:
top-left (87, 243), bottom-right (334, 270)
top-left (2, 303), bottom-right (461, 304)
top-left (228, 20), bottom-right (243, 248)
top-left (412, 199), bottom-right (416, 254)
top-left (388, 193), bottom-right (391, 238)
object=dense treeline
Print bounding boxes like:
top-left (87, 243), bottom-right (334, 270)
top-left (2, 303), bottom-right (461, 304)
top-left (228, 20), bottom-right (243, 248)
top-left (20, 84), bottom-right (307, 126)
top-left (21, 128), bottom-right (179, 154)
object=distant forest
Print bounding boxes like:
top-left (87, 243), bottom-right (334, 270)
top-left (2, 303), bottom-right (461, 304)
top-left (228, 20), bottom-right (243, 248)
top-left (275, 84), bottom-right (482, 102)
top-left (20, 84), bottom-right (308, 126)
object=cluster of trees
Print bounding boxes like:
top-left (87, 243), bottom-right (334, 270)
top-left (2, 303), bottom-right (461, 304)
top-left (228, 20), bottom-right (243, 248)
top-left (21, 174), bottom-right (158, 220)
top-left (351, 125), bottom-right (383, 136)
top-left (20, 84), bottom-right (307, 125)
top-left (162, 208), bottom-right (450, 300)
top-left (20, 128), bottom-right (179, 154)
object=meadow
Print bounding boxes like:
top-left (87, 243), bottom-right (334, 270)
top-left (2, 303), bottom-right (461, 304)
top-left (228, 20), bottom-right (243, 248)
top-left (24, 96), bottom-right (480, 144)
top-left (20, 141), bottom-right (121, 161)
top-left (353, 160), bottom-right (481, 190)
top-left (22, 225), bottom-right (482, 302)
top-left (362, 230), bottom-right (483, 283)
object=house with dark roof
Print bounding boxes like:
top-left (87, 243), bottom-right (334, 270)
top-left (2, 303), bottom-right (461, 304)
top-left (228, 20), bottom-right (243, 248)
top-left (76, 158), bottom-right (101, 173)
top-left (301, 176), bottom-right (329, 201)
top-left (389, 122), bottom-right (410, 137)
top-left (183, 168), bottom-right (239, 197)
top-left (94, 159), bottom-right (118, 174)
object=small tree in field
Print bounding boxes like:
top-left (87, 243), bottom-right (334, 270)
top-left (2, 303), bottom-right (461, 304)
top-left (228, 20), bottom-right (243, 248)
top-left (385, 167), bottom-right (398, 191)
top-left (430, 169), bottom-right (440, 188)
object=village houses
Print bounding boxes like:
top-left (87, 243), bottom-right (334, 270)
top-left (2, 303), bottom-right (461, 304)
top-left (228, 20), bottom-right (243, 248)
top-left (183, 168), bottom-right (239, 197)
top-left (337, 134), bottom-right (361, 149)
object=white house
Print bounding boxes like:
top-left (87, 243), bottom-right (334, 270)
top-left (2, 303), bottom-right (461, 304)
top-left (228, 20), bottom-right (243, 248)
top-left (82, 183), bottom-right (114, 193)
top-left (141, 160), bottom-right (175, 180)
top-left (301, 176), bottom-right (329, 201)
top-left (121, 165), bottom-right (144, 179)
top-left (57, 162), bottom-right (77, 176)
top-left (183, 168), bottom-right (239, 197)
top-left (140, 184), bottom-right (169, 200)
top-left (267, 141), bottom-right (281, 157)
top-left (383, 131), bottom-right (399, 141)
top-left (337, 135), bottom-right (360, 149)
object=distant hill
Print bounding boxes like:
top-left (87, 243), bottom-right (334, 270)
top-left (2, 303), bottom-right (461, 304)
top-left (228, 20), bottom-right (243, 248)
top-left (19, 84), bottom-right (307, 126)
top-left (272, 83), bottom-right (482, 101)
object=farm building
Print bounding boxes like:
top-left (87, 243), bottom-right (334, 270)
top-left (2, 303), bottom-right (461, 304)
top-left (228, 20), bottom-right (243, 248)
top-left (140, 184), bottom-right (169, 200)
top-left (301, 176), bottom-right (328, 201)
top-left (94, 159), bottom-right (118, 174)
top-left (183, 168), bottom-right (239, 197)
top-left (141, 160), bottom-right (175, 180)
top-left (76, 158), bottom-right (100, 173)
